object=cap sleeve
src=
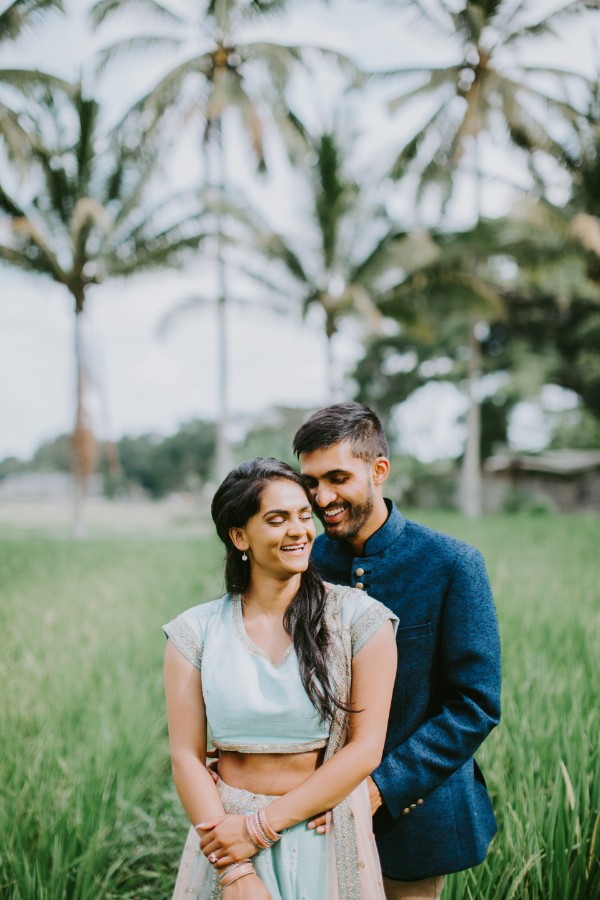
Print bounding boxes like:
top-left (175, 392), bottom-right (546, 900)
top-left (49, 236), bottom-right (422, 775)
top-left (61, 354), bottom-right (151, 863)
top-left (348, 593), bottom-right (398, 658)
top-left (332, 585), bottom-right (398, 658)
top-left (162, 604), bottom-right (208, 671)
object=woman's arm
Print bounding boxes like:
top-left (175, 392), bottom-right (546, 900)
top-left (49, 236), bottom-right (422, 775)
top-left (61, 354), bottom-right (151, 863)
top-left (165, 641), bottom-right (273, 896)
top-left (266, 620), bottom-right (396, 830)
top-left (200, 621), bottom-right (397, 863)
top-left (164, 639), bottom-right (226, 825)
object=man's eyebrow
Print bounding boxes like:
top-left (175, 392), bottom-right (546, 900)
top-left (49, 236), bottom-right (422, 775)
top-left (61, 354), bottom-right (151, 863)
top-left (303, 469), bottom-right (351, 481)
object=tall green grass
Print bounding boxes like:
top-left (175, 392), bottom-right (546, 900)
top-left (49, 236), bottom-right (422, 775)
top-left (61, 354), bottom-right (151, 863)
top-left (0, 514), bottom-right (598, 898)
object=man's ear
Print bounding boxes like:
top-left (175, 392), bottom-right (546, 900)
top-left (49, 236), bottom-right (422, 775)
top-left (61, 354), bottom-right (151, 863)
top-left (229, 527), bottom-right (249, 552)
top-left (372, 457), bottom-right (390, 486)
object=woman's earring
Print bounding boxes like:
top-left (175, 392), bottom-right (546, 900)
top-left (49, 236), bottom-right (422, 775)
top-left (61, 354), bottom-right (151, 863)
top-left (241, 552), bottom-right (248, 561)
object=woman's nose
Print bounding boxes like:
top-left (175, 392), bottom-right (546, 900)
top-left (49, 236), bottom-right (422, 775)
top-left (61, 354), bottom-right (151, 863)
top-left (288, 515), bottom-right (306, 535)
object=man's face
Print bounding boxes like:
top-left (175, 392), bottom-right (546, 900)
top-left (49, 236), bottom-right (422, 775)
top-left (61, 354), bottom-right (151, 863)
top-left (299, 441), bottom-right (377, 542)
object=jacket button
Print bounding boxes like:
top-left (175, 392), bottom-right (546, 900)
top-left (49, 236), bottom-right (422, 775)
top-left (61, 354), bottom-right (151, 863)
top-left (417, 799), bottom-right (424, 805)
top-left (401, 807), bottom-right (410, 816)
top-left (355, 567), bottom-right (365, 577)
top-left (355, 582), bottom-right (364, 590)
top-left (410, 803), bottom-right (416, 809)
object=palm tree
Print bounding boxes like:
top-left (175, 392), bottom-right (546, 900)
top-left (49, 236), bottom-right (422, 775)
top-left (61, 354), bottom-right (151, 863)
top-left (0, 0), bottom-right (71, 163)
top-left (353, 221), bottom-right (509, 470)
top-left (230, 126), bottom-right (425, 401)
top-left (91, 0), bottom-right (359, 479)
top-left (380, 0), bottom-right (593, 516)
top-left (0, 86), bottom-right (210, 537)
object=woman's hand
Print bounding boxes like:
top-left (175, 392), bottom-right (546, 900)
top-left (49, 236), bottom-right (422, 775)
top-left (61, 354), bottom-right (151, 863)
top-left (197, 813), bottom-right (257, 866)
top-left (223, 872), bottom-right (272, 899)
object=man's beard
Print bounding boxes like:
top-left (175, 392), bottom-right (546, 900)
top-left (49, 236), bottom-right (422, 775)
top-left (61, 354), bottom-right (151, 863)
top-left (318, 487), bottom-right (375, 542)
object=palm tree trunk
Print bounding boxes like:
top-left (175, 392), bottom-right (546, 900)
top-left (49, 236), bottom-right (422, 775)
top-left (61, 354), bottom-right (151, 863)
top-left (460, 137), bottom-right (484, 518)
top-left (461, 314), bottom-right (483, 518)
top-left (214, 120), bottom-right (232, 483)
top-left (72, 308), bottom-right (86, 539)
top-left (325, 333), bottom-right (335, 403)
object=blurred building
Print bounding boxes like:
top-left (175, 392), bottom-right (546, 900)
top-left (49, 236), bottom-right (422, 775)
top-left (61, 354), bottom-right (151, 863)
top-left (483, 450), bottom-right (600, 513)
top-left (0, 472), bottom-right (103, 501)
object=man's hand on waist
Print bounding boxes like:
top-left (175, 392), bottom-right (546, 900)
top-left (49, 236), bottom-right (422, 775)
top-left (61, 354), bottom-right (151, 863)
top-left (367, 776), bottom-right (383, 815)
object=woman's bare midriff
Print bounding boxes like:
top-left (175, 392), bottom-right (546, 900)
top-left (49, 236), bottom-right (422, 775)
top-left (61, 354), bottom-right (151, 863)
top-left (217, 748), bottom-right (324, 795)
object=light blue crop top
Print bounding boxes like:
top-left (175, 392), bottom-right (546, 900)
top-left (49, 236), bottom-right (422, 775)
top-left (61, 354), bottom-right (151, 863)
top-left (163, 586), bottom-right (397, 754)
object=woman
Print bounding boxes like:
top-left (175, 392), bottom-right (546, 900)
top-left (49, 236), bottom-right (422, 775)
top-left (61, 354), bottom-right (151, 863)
top-left (163, 458), bottom-right (397, 899)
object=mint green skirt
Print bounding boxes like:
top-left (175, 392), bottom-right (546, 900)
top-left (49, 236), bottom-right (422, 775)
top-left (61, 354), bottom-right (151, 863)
top-left (171, 779), bottom-right (328, 900)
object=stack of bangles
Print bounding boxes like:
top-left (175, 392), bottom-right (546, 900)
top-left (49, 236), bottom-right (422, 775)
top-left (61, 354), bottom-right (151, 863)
top-left (219, 860), bottom-right (255, 888)
top-left (245, 806), bottom-right (282, 851)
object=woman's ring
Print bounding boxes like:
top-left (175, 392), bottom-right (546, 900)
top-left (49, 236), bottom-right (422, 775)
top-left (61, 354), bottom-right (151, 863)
top-left (209, 852), bottom-right (218, 864)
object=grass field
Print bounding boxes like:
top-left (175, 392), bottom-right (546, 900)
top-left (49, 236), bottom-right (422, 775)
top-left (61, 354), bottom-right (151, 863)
top-left (0, 510), bottom-right (598, 899)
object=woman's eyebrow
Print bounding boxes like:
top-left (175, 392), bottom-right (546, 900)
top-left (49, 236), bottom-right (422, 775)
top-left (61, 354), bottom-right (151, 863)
top-left (262, 506), bottom-right (312, 517)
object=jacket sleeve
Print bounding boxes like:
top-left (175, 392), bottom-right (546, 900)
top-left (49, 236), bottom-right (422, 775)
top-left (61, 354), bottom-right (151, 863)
top-left (371, 546), bottom-right (501, 818)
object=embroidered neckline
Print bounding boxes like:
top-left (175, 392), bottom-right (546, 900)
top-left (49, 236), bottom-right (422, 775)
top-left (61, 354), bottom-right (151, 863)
top-left (231, 595), bottom-right (295, 668)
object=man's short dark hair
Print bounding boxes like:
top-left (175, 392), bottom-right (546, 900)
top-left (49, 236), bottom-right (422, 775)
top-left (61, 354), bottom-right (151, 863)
top-left (293, 402), bottom-right (389, 462)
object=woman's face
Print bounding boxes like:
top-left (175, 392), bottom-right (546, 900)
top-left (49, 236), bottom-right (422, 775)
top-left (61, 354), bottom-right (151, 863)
top-left (232, 479), bottom-right (316, 579)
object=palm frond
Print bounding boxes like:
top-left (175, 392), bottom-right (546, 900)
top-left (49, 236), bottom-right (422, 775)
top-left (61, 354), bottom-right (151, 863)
top-left (388, 69), bottom-right (458, 114)
top-left (375, 63), bottom-right (461, 84)
top-left (109, 52), bottom-right (212, 131)
top-left (498, 73), bottom-right (584, 129)
top-left (106, 149), bottom-right (162, 229)
top-left (0, 242), bottom-right (57, 276)
top-left (158, 294), bottom-right (216, 338)
top-left (96, 34), bottom-right (183, 74)
top-left (385, 0), bottom-right (456, 37)
top-left (0, 68), bottom-right (74, 95)
top-left (388, 98), bottom-right (450, 178)
top-left (257, 231), bottom-right (311, 285)
top-left (0, 0), bottom-right (64, 43)
top-left (109, 230), bottom-right (210, 276)
top-left (504, 0), bottom-right (599, 47)
top-left (229, 261), bottom-right (292, 297)
top-left (0, 103), bottom-right (34, 166)
top-left (0, 180), bottom-right (26, 216)
top-left (349, 228), bottom-right (410, 285)
top-left (10, 214), bottom-right (68, 282)
top-left (91, 0), bottom-right (184, 30)
top-left (518, 64), bottom-right (592, 93)
top-left (70, 198), bottom-right (112, 253)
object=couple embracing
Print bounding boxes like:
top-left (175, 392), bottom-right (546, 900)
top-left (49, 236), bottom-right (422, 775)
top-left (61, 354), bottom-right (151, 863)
top-left (163, 403), bottom-right (501, 899)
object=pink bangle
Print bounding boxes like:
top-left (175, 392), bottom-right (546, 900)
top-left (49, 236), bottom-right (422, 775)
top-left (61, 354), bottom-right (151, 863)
top-left (220, 862), bottom-right (254, 887)
top-left (245, 813), bottom-right (271, 849)
top-left (258, 806), bottom-right (281, 843)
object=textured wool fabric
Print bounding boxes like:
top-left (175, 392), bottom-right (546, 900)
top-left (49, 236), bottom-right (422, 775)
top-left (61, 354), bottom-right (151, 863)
top-left (311, 500), bottom-right (501, 881)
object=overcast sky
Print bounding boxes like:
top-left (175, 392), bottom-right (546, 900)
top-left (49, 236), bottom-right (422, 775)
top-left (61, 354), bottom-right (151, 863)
top-left (1, 0), bottom-right (598, 461)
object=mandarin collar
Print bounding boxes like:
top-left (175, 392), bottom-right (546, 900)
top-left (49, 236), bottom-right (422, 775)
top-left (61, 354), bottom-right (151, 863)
top-left (361, 499), bottom-right (406, 556)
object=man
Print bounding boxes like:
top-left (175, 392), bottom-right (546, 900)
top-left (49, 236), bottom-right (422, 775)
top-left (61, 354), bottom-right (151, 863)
top-left (294, 402), bottom-right (501, 900)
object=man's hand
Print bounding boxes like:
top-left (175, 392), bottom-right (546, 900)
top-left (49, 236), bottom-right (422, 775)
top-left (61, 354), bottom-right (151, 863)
top-left (367, 776), bottom-right (383, 815)
top-left (307, 811), bottom-right (330, 834)
top-left (308, 778), bottom-right (383, 832)
top-left (206, 748), bottom-right (219, 784)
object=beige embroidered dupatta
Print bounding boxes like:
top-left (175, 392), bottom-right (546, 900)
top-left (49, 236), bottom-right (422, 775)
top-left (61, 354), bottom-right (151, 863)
top-left (323, 586), bottom-right (387, 900)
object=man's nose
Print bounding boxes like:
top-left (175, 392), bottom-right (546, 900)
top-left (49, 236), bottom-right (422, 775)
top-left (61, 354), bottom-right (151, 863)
top-left (315, 484), bottom-right (336, 508)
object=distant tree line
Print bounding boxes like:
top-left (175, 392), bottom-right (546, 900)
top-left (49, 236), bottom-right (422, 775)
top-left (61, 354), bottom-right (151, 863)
top-left (0, 421), bottom-right (215, 499)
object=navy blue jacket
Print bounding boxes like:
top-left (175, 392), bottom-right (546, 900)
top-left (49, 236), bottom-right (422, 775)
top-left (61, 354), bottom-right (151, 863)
top-left (311, 501), bottom-right (501, 881)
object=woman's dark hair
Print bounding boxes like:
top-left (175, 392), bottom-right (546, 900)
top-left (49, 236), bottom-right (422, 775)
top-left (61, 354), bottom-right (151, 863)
top-left (211, 457), bottom-right (342, 722)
